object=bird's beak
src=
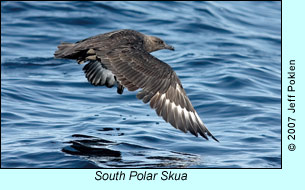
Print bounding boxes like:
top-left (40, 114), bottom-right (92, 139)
top-left (164, 44), bottom-right (175, 51)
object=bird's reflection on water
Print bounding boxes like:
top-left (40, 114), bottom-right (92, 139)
top-left (62, 128), bottom-right (199, 168)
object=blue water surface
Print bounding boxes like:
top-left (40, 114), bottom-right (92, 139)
top-left (1, 1), bottom-right (281, 168)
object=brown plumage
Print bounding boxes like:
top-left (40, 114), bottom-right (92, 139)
top-left (54, 29), bottom-right (218, 142)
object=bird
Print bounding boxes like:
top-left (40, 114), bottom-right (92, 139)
top-left (54, 29), bottom-right (218, 142)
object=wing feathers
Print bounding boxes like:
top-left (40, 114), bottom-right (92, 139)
top-left (99, 48), bottom-right (218, 141)
top-left (147, 81), bottom-right (218, 141)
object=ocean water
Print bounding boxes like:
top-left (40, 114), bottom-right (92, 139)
top-left (1, 1), bottom-right (281, 168)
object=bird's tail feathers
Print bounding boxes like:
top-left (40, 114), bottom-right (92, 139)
top-left (54, 42), bottom-right (75, 58)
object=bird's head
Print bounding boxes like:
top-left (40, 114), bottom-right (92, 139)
top-left (144, 35), bottom-right (175, 53)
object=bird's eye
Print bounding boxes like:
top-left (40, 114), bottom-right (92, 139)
top-left (159, 41), bottom-right (163, 44)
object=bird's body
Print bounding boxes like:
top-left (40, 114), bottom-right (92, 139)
top-left (54, 29), bottom-right (218, 142)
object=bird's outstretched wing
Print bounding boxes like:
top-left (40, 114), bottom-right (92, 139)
top-left (93, 47), bottom-right (218, 141)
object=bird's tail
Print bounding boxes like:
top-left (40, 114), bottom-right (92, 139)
top-left (54, 42), bottom-right (76, 59)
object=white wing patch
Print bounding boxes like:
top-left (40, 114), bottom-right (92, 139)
top-left (158, 92), bottom-right (202, 133)
top-left (149, 82), bottom-right (218, 141)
